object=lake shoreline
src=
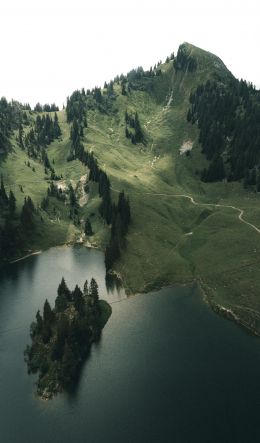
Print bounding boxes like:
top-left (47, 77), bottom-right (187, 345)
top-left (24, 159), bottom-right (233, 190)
top-left (5, 238), bottom-right (101, 267)
top-left (4, 243), bottom-right (260, 338)
top-left (198, 278), bottom-right (260, 337)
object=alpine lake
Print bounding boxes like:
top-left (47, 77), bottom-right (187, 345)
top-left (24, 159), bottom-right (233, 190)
top-left (0, 246), bottom-right (260, 443)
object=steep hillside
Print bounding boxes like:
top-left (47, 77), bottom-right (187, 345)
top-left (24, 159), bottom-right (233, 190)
top-left (1, 43), bottom-right (260, 334)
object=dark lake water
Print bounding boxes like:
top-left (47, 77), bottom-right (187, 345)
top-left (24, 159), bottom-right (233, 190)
top-left (0, 246), bottom-right (260, 443)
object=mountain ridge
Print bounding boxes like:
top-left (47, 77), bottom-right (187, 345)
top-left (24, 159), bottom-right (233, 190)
top-left (1, 43), bottom-right (260, 334)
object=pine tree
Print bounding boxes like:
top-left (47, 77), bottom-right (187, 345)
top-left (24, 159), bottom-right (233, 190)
top-left (68, 183), bottom-right (77, 206)
top-left (18, 125), bottom-right (24, 149)
top-left (21, 197), bottom-right (35, 227)
top-left (53, 112), bottom-right (61, 138)
top-left (84, 218), bottom-right (93, 236)
top-left (89, 278), bottom-right (99, 304)
top-left (57, 277), bottom-right (71, 300)
top-left (55, 292), bottom-right (68, 312)
top-left (134, 112), bottom-right (144, 143)
top-left (83, 280), bottom-right (88, 296)
top-left (257, 173), bottom-right (260, 192)
top-left (105, 236), bottom-right (120, 270)
top-left (8, 190), bottom-right (16, 215)
top-left (36, 310), bottom-right (43, 334)
top-left (121, 83), bottom-right (127, 96)
top-left (187, 109), bottom-right (192, 122)
top-left (72, 285), bottom-right (85, 314)
top-left (0, 175), bottom-right (8, 205)
top-left (43, 299), bottom-right (55, 325)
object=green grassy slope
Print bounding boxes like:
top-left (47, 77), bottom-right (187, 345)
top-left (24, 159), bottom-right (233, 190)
top-left (1, 43), bottom-right (260, 334)
top-left (82, 44), bottom-right (260, 334)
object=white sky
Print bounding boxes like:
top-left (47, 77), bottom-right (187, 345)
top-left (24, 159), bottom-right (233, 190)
top-left (0, 0), bottom-right (259, 107)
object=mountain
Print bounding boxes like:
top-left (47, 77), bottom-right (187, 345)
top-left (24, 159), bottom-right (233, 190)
top-left (1, 42), bottom-right (260, 334)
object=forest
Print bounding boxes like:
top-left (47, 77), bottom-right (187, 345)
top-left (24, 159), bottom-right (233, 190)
top-left (188, 78), bottom-right (260, 185)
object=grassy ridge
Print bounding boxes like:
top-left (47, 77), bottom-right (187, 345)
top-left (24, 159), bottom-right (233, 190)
top-left (81, 46), bottom-right (260, 334)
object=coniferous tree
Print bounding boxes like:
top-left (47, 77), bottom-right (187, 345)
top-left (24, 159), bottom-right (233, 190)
top-left (41, 196), bottom-right (49, 210)
top-left (72, 285), bottom-right (85, 314)
top-left (43, 299), bottom-right (55, 325)
top-left (57, 277), bottom-right (71, 300)
top-left (55, 277), bottom-right (72, 312)
top-left (84, 218), bottom-right (93, 236)
top-left (8, 190), bottom-right (16, 215)
top-left (18, 125), bottom-right (24, 149)
top-left (83, 280), bottom-right (88, 296)
top-left (134, 112), bottom-right (144, 143)
top-left (36, 310), bottom-right (43, 334)
top-left (21, 196), bottom-right (35, 227)
top-left (68, 183), bottom-right (77, 207)
top-left (105, 235), bottom-right (120, 270)
top-left (118, 191), bottom-right (131, 234)
top-left (55, 292), bottom-right (68, 313)
top-left (53, 112), bottom-right (61, 138)
top-left (121, 83), bottom-right (127, 96)
top-left (89, 278), bottom-right (99, 304)
top-left (257, 174), bottom-right (260, 192)
top-left (0, 175), bottom-right (8, 206)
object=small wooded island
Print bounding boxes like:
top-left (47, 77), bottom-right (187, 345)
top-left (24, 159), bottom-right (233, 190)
top-left (24, 277), bottom-right (112, 399)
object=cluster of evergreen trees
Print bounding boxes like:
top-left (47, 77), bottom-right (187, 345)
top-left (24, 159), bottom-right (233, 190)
top-left (0, 175), bottom-right (39, 262)
top-left (33, 103), bottom-right (59, 113)
top-left (24, 277), bottom-right (109, 397)
top-left (66, 85), bottom-right (117, 121)
top-left (20, 113), bottom-right (61, 174)
top-left (174, 44), bottom-right (197, 72)
top-left (23, 112), bottom-right (61, 153)
top-left (118, 64), bottom-right (162, 94)
top-left (66, 90), bottom-right (88, 125)
top-left (0, 97), bottom-right (28, 153)
top-left (125, 110), bottom-right (145, 145)
top-left (188, 78), bottom-right (260, 183)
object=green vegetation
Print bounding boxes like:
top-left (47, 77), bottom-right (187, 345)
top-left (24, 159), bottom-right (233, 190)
top-left (188, 78), bottom-right (260, 183)
top-left (1, 42), bottom-right (260, 335)
top-left (24, 278), bottom-right (112, 399)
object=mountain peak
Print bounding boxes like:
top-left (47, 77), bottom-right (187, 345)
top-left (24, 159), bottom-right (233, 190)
top-left (176, 42), bottom-right (232, 81)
